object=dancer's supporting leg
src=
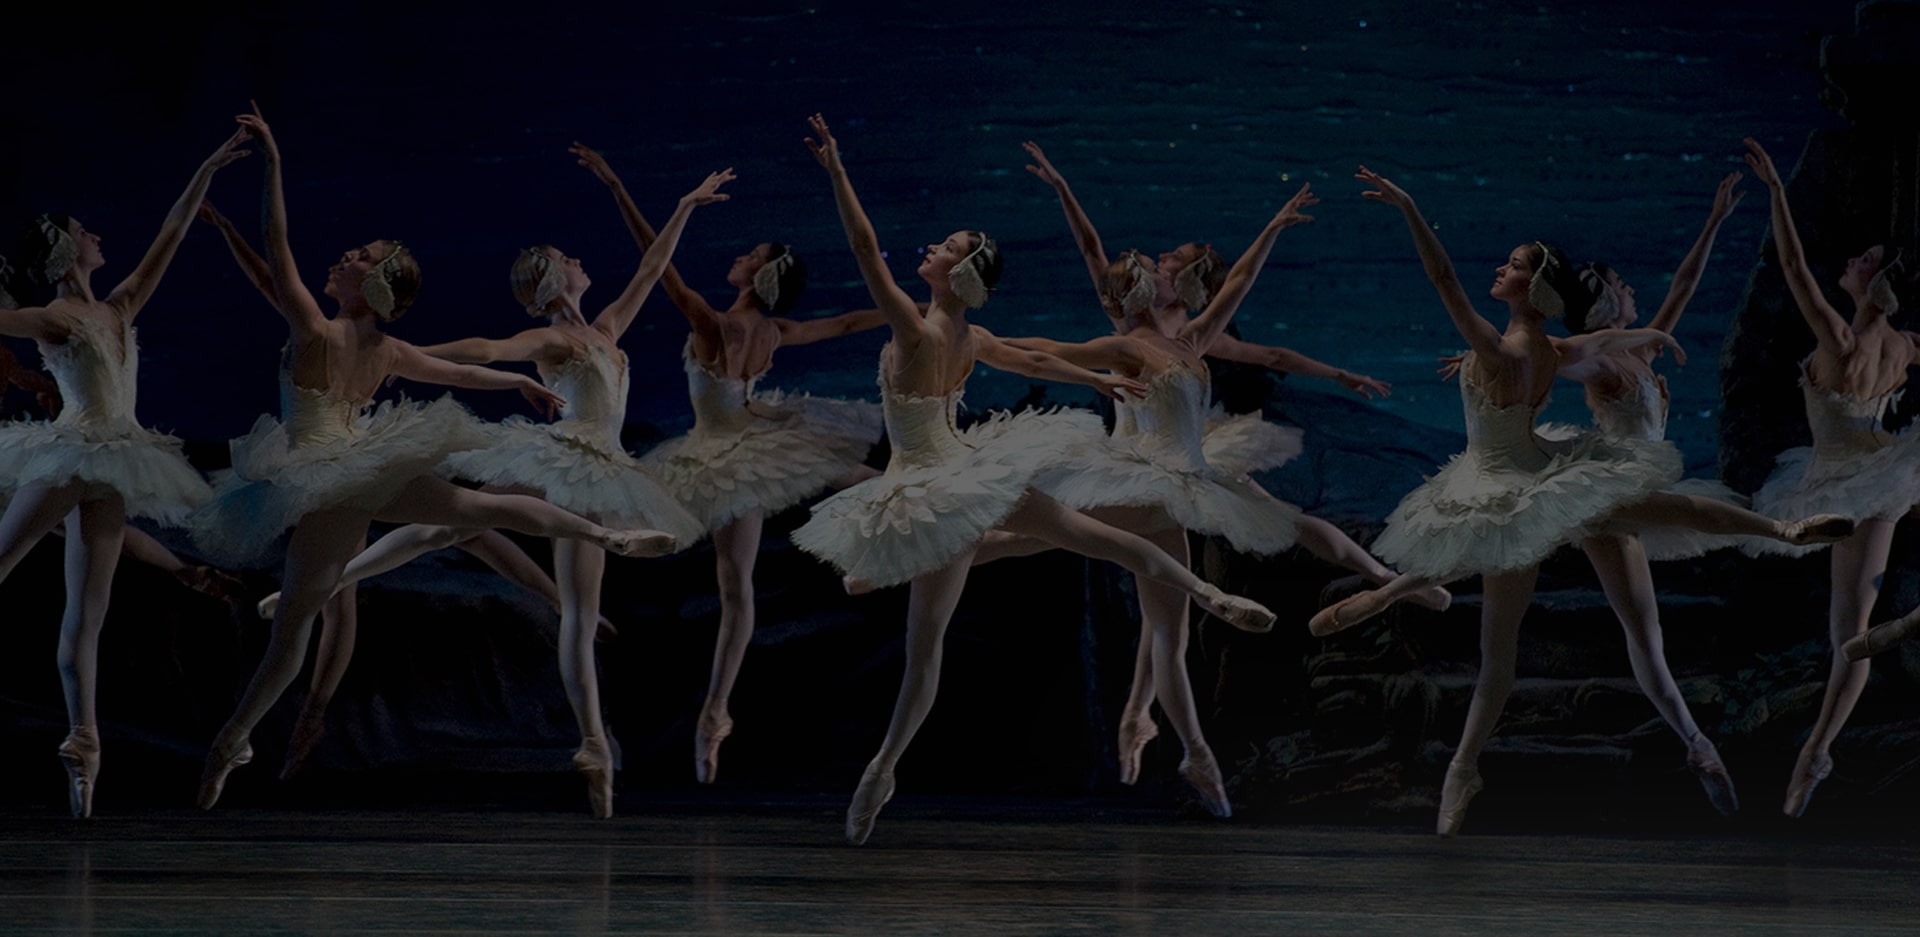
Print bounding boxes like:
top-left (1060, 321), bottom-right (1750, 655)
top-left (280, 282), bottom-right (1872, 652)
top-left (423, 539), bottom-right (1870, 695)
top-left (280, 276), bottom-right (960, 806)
top-left (1787, 518), bottom-right (1894, 817)
top-left (1439, 566), bottom-right (1536, 836)
top-left (696, 509), bottom-right (762, 784)
top-left (279, 575), bottom-right (358, 780)
top-left (56, 494), bottom-right (126, 819)
top-left (1134, 525), bottom-right (1232, 816)
top-left (554, 538), bottom-right (615, 817)
top-left (1582, 533), bottom-right (1736, 815)
top-left (0, 482), bottom-right (87, 582)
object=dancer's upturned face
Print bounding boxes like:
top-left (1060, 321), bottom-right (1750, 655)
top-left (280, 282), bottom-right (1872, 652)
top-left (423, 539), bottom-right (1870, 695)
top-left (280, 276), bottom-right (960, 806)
top-left (1490, 245), bottom-right (1534, 302)
top-left (545, 246), bottom-right (591, 297)
top-left (324, 241), bottom-right (387, 302)
top-left (67, 218), bottom-right (105, 272)
top-left (727, 243), bottom-right (774, 289)
top-left (1156, 243), bottom-right (1206, 291)
top-left (1839, 245), bottom-right (1885, 298)
top-left (918, 231), bottom-right (972, 283)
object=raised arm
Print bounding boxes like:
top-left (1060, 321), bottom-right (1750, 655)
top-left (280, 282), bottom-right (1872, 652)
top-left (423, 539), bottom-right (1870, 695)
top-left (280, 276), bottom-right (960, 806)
top-left (591, 169), bottom-right (735, 342)
top-left (1023, 142), bottom-right (1113, 310)
top-left (974, 326), bottom-right (1145, 400)
top-left (1356, 166), bottom-right (1503, 357)
top-left (1183, 183), bottom-right (1318, 352)
top-left (234, 104), bottom-right (326, 336)
top-left (1647, 171), bottom-right (1744, 334)
top-left (1207, 333), bottom-right (1392, 399)
top-left (416, 327), bottom-right (571, 365)
top-left (196, 199), bottom-right (275, 302)
top-left (773, 306), bottom-right (893, 346)
top-left (570, 143), bottom-right (719, 331)
top-left (105, 126), bottom-right (253, 319)
top-left (805, 115), bottom-right (923, 335)
top-left (1743, 138), bottom-right (1849, 351)
top-left (388, 341), bottom-right (566, 418)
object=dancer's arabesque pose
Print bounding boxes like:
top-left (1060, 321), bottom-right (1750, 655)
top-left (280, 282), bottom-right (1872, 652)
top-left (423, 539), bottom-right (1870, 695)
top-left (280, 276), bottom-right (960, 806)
top-left (1017, 142), bottom-right (1445, 785)
top-left (1306, 166), bottom-right (1849, 836)
top-left (0, 126), bottom-right (252, 817)
top-left (572, 144), bottom-right (889, 785)
top-left (789, 114), bottom-right (1276, 845)
top-left (192, 105), bottom-right (680, 810)
top-left (1737, 138), bottom-right (1920, 817)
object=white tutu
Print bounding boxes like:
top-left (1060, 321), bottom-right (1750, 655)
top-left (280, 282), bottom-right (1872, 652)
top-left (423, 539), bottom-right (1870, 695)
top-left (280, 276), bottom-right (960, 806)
top-left (0, 314), bottom-right (208, 523)
top-left (440, 343), bottom-right (703, 544)
top-left (1371, 371), bottom-right (1681, 581)
top-left (191, 392), bottom-right (487, 567)
top-left (1746, 370), bottom-right (1920, 557)
top-left (642, 342), bottom-right (882, 534)
top-left (1033, 364), bottom-right (1301, 554)
top-left (793, 369), bottom-right (1103, 588)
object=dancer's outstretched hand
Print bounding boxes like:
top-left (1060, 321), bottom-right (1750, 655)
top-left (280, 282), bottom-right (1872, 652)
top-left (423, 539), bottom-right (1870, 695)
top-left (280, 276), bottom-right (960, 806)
top-left (1356, 165), bottom-right (1412, 209)
top-left (1275, 182), bottom-right (1319, 228)
top-left (570, 142), bottom-right (621, 187)
top-left (1709, 170), bottom-right (1746, 220)
top-left (1742, 138), bottom-right (1783, 189)
top-left (1436, 352), bottom-right (1465, 381)
top-left (1096, 373), bottom-right (1150, 400)
top-left (520, 379), bottom-right (567, 419)
top-left (233, 101), bottom-right (278, 161)
top-left (1649, 331), bottom-right (1687, 365)
top-left (196, 199), bottom-right (234, 229)
top-left (203, 125), bottom-right (254, 172)
top-left (1337, 370), bottom-right (1391, 399)
top-left (805, 113), bottom-right (842, 170)
top-left (1023, 141), bottom-right (1066, 188)
top-left (681, 169), bottom-right (736, 207)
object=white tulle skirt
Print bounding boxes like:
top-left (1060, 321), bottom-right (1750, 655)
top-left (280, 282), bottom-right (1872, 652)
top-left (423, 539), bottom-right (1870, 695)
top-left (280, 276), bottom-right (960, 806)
top-left (642, 393), bottom-right (883, 535)
top-left (792, 408), bottom-right (1102, 588)
top-left (189, 397), bottom-right (487, 567)
top-left (1744, 434), bottom-right (1920, 557)
top-left (1371, 425), bottom-right (1683, 580)
top-left (0, 419), bottom-right (209, 524)
top-left (443, 417), bottom-right (703, 545)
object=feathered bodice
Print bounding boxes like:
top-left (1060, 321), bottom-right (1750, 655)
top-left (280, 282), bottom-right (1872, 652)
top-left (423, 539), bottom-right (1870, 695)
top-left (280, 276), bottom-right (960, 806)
top-left (42, 314), bottom-right (139, 433)
top-left (540, 341), bottom-right (629, 445)
top-left (1802, 369), bottom-right (1901, 460)
top-left (1460, 367), bottom-right (1552, 474)
top-left (881, 380), bottom-right (975, 471)
top-left (279, 373), bottom-right (362, 449)
top-left (1589, 370), bottom-right (1668, 442)
top-left (1119, 363), bottom-right (1212, 472)
top-left (684, 344), bottom-right (761, 436)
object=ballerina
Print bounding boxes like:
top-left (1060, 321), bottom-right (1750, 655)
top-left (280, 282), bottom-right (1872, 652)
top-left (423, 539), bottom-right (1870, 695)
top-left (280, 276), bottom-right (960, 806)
top-left (1019, 142), bottom-right (1444, 783)
top-left (1736, 138), bottom-right (1920, 816)
top-left (965, 181), bottom-right (1325, 816)
top-left (0, 126), bottom-right (251, 817)
top-left (1305, 166), bottom-right (1848, 836)
top-left (792, 114), bottom-right (1274, 845)
top-left (192, 105), bottom-right (678, 811)
top-left (571, 143), bottom-right (888, 784)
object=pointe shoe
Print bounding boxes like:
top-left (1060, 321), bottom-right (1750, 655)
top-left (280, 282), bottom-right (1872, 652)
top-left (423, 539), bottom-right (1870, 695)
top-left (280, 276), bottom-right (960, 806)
top-left (1782, 749), bottom-right (1833, 819)
top-left (197, 739), bottom-right (254, 811)
top-left (279, 705), bottom-right (328, 781)
top-left (845, 763), bottom-right (896, 846)
top-left (256, 591), bottom-right (281, 620)
top-left (1843, 612), bottom-right (1920, 662)
top-left (1409, 584), bottom-right (1453, 614)
top-left (1193, 583), bottom-right (1275, 634)
top-left (1436, 760), bottom-right (1484, 837)
top-left (842, 575), bottom-right (876, 596)
top-left (1778, 513), bottom-right (1855, 547)
top-left (1307, 589), bottom-right (1393, 638)
top-left (694, 712), bottom-right (733, 785)
top-left (58, 726), bottom-right (101, 820)
top-left (1178, 748), bottom-right (1232, 818)
top-left (601, 529), bottom-right (677, 558)
top-left (1685, 741), bottom-right (1740, 817)
top-left (174, 564), bottom-right (246, 603)
top-left (1116, 714), bottom-right (1159, 786)
top-left (573, 735), bottom-right (615, 819)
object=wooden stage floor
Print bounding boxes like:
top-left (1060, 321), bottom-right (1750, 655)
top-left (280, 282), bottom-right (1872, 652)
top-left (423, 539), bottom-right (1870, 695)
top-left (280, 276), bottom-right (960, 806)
top-left (4, 798), bottom-right (1918, 936)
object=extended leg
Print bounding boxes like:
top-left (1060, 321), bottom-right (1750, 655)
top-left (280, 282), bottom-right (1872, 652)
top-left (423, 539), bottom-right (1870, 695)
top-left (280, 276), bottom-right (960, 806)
top-left (1605, 492), bottom-right (1852, 546)
top-left (257, 524), bottom-right (481, 619)
top-left (0, 482), bottom-right (87, 583)
top-left (376, 477), bottom-right (673, 557)
top-left (1294, 514), bottom-right (1451, 612)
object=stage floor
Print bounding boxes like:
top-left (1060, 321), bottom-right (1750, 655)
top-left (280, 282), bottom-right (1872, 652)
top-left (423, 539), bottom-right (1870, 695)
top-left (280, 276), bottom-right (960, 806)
top-left (4, 799), bottom-right (1918, 936)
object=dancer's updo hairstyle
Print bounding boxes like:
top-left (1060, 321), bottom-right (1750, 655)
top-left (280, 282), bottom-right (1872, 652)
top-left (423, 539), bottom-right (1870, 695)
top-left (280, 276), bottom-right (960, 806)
top-left (362, 241), bottom-right (421, 321)
top-left (1865, 244), bottom-right (1916, 315)
top-left (946, 231), bottom-right (1001, 309)
top-left (1102, 250), bottom-right (1158, 322)
top-left (1522, 241), bottom-right (1587, 322)
top-left (511, 245), bottom-right (566, 316)
top-left (1172, 243), bottom-right (1227, 310)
